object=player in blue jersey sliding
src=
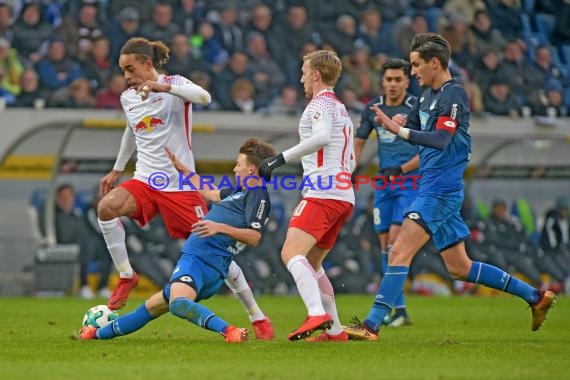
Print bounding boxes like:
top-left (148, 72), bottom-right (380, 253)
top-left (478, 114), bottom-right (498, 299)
top-left (344, 33), bottom-right (556, 341)
top-left (79, 138), bottom-right (276, 343)
top-left (354, 58), bottom-right (419, 327)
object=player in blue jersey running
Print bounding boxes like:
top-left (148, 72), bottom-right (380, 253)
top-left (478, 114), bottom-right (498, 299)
top-left (354, 58), bottom-right (419, 327)
top-left (344, 33), bottom-right (556, 341)
top-left (79, 138), bottom-right (276, 343)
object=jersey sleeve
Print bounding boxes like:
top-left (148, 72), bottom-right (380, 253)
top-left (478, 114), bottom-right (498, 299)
top-left (244, 189), bottom-right (270, 232)
top-left (355, 104), bottom-right (374, 139)
top-left (435, 87), bottom-right (464, 135)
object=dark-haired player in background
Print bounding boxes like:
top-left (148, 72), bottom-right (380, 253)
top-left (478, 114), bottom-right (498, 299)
top-left (345, 33), bottom-right (556, 341)
top-left (354, 58), bottom-right (419, 327)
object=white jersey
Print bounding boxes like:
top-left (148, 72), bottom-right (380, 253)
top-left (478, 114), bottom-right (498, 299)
top-left (120, 74), bottom-right (196, 192)
top-left (298, 90), bottom-right (355, 204)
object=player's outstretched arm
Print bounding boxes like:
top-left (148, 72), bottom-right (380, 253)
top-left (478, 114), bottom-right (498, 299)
top-left (164, 146), bottom-right (221, 202)
top-left (137, 78), bottom-right (211, 104)
top-left (372, 105), bottom-right (453, 150)
top-left (191, 220), bottom-right (262, 247)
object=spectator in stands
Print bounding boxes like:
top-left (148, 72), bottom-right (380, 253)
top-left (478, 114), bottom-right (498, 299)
top-left (95, 72), bottom-right (127, 109)
top-left (245, 31), bottom-right (285, 109)
top-left (58, 0), bottom-right (105, 60)
top-left (228, 78), bottom-right (256, 113)
top-left (284, 40), bottom-right (318, 90)
top-left (213, 3), bottom-right (244, 54)
top-left (264, 85), bottom-right (302, 116)
top-left (356, 8), bottom-right (395, 57)
top-left (529, 79), bottom-right (568, 117)
top-left (342, 46), bottom-right (380, 104)
top-left (172, 0), bottom-right (206, 36)
top-left (443, 0), bottom-right (486, 25)
top-left (83, 188), bottom-right (113, 299)
top-left (540, 197), bottom-right (570, 290)
top-left (80, 36), bottom-right (113, 90)
top-left (53, 184), bottom-right (95, 299)
top-left (471, 49), bottom-right (510, 92)
top-left (533, 45), bottom-right (567, 84)
top-left (106, 1), bottom-right (153, 25)
top-left (193, 21), bottom-right (229, 70)
top-left (394, 12), bottom-right (429, 58)
top-left (487, 0), bottom-right (523, 40)
top-left (325, 14), bottom-right (358, 57)
top-left (11, 68), bottom-right (44, 108)
top-left (551, 0), bottom-right (570, 45)
top-left (213, 50), bottom-right (254, 109)
top-left (164, 34), bottom-right (208, 77)
top-left (340, 87), bottom-right (366, 114)
top-left (0, 37), bottom-right (22, 96)
top-left (278, 4), bottom-right (318, 74)
top-left (188, 70), bottom-right (220, 111)
top-left (502, 39), bottom-right (542, 102)
top-left (11, 2), bottom-right (53, 65)
top-left (36, 37), bottom-right (84, 92)
top-left (244, 3), bottom-right (282, 68)
top-left (50, 77), bottom-right (94, 108)
top-left (440, 14), bottom-right (471, 69)
top-left (467, 9), bottom-right (506, 58)
top-left (0, 2), bottom-right (13, 43)
top-left (139, 2), bottom-right (180, 45)
top-left (106, 6), bottom-right (140, 63)
top-left (481, 198), bottom-right (544, 287)
top-left (483, 75), bottom-right (520, 116)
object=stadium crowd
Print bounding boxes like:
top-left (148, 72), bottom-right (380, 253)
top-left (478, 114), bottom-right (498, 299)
top-left (0, 0), bottom-right (569, 116)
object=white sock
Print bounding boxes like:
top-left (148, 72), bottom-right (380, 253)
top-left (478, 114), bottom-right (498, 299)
top-left (225, 261), bottom-right (265, 322)
top-left (98, 218), bottom-right (133, 278)
top-left (315, 268), bottom-right (342, 335)
top-left (286, 255), bottom-right (325, 316)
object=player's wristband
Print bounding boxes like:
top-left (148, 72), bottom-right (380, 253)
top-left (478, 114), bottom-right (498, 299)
top-left (398, 127), bottom-right (410, 140)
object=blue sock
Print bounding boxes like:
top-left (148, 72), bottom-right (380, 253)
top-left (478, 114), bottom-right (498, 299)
top-left (365, 265), bottom-right (409, 331)
top-left (467, 262), bottom-right (540, 304)
top-left (96, 303), bottom-right (155, 339)
top-left (169, 297), bottom-right (228, 334)
top-left (384, 248), bottom-right (407, 312)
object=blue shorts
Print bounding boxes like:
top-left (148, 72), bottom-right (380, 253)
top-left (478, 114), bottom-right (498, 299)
top-left (404, 191), bottom-right (470, 251)
top-left (163, 253), bottom-right (225, 303)
top-left (373, 186), bottom-right (417, 234)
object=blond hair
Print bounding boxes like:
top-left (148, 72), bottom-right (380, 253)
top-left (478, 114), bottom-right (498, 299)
top-left (303, 50), bottom-right (342, 86)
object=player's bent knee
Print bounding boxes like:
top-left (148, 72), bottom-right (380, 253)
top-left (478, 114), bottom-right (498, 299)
top-left (169, 297), bottom-right (193, 320)
top-left (97, 197), bottom-right (119, 220)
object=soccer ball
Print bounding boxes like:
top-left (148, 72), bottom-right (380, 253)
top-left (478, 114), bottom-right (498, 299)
top-left (82, 305), bottom-right (118, 329)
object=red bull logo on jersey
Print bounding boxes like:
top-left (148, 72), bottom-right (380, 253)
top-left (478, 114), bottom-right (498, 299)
top-left (134, 116), bottom-right (165, 133)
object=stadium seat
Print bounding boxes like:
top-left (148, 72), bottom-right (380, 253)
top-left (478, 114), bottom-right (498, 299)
top-left (521, 0), bottom-right (535, 14)
top-left (534, 14), bottom-right (555, 39)
top-left (559, 45), bottom-right (570, 65)
top-left (28, 188), bottom-right (80, 295)
top-left (520, 14), bottom-right (533, 36)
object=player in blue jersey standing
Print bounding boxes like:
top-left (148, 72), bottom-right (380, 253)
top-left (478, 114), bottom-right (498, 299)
top-left (79, 138), bottom-right (276, 343)
top-left (344, 33), bottom-right (556, 341)
top-left (354, 58), bottom-right (419, 327)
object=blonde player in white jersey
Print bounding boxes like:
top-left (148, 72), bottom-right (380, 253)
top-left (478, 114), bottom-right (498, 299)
top-left (259, 50), bottom-right (355, 342)
top-left (96, 37), bottom-right (275, 340)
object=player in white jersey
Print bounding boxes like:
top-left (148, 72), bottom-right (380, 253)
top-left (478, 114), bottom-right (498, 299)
top-left (96, 38), bottom-right (275, 340)
top-left (259, 50), bottom-right (355, 342)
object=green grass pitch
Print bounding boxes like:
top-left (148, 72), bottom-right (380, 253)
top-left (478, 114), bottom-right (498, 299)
top-left (1, 295), bottom-right (568, 380)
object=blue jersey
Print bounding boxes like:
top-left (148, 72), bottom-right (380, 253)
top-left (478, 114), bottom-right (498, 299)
top-left (407, 78), bottom-right (471, 194)
top-left (356, 94), bottom-right (418, 174)
top-left (183, 186), bottom-right (270, 277)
